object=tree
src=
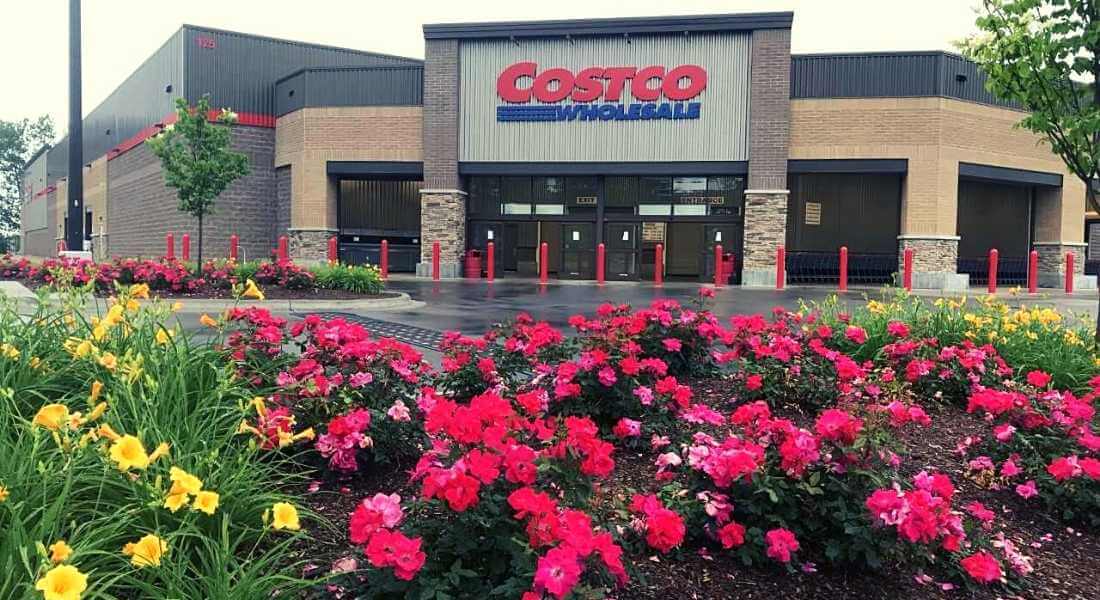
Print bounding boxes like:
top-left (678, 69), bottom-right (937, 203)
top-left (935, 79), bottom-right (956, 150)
top-left (963, 0), bottom-right (1100, 338)
top-left (0, 115), bottom-right (55, 247)
top-left (146, 95), bottom-right (249, 270)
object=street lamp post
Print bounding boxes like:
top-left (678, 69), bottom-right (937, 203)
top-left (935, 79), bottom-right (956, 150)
top-left (65, 0), bottom-right (84, 253)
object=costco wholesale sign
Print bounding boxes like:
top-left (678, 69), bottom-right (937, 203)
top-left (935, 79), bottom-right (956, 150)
top-left (459, 33), bottom-right (751, 163)
top-left (495, 62), bottom-right (707, 122)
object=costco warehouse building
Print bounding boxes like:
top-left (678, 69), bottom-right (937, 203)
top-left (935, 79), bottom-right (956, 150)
top-left (20, 12), bottom-right (1100, 289)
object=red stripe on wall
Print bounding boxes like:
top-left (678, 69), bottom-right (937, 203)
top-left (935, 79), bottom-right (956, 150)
top-left (106, 110), bottom-right (274, 162)
top-left (31, 184), bottom-right (57, 200)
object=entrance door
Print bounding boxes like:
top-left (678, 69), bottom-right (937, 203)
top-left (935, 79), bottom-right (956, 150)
top-left (703, 223), bottom-right (743, 282)
top-left (667, 223), bottom-right (703, 278)
top-left (605, 223), bottom-right (639, 280)
top-left (560, 223), bottom-right (595, 279)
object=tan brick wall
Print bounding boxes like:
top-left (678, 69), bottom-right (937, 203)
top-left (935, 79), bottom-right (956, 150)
top-left (84, 157), bottom-right (108, 257)
top-left (54, 179), bottom-right (67, 242)
top-left (275, 106), bottom-right (423, 230)
top-left (790, 97), bottom-right (1084, 243)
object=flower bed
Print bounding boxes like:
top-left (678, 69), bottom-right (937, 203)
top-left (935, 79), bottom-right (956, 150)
top-left (0, 253), bottom-right (385, 297)
top-left (5, 285), bottom-right (1100, 599)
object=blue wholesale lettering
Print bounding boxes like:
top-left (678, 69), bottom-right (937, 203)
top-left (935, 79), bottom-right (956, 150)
top-left (496, 102), bottom-right (701, 123)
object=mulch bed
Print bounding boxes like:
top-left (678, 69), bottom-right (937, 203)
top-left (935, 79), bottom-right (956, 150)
top-left (293, 374), bottom-right (1100, 600)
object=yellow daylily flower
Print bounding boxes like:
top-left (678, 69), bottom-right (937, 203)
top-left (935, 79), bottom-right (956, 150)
top-left (149, 442), bottom-right (170, 463)
top-left (0, 485), bottom-right (8, 503)
top-left (269, 502), bottom-right (300, 531)
top-left (97, 423), bottom-right (121, 441)
top-left (48, 540), bottom-right (73, 564)
top-left (89, 380), bottom-right (103, 403)
top-left (163, 492), bottom-right (189, 513)
top-left (199, 314), bottom-right (218, 328)
top-left (154, 328), bottom-right (174, 345)
top-left (130, 283), bottom-right (150, 300)
top-left (241, 279), bottom-right (265, 301)
top-left (0, 343), bottom-right (19, 360)
top-left (109, 435), bottom-right (150, 471)
top-left (33, 404), bottom-right (71, 431)
top-left (193, 490), bottom-right (220, 515)
top-left (169, 466), bottom-right (203, 495)
top-left (98, 353), bottom-right (118, 371)
top-left (35, 564), bottom-right (88, 600)
top-left (122, 534), bottom-right (167, 568)
top-left (86, 402), bottom-right (108, 422)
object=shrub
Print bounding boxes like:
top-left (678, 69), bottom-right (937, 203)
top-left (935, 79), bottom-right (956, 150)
top-left (311, 262), bottom-right (384, 295)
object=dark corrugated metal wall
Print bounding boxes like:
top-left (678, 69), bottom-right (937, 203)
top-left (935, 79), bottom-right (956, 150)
top-left (184, 26), bottom-right (421, 116)
top-left (791, 52), bottom-right (1021, 111)
top-left (957, 180), bottom-right (1031, 258)
top-left (49, 30), bottom-right (185, 183)
top-left (275, 67), bottom-right (423, 116)
top-left (786, 173), bottom-right (902, 254)
top-left (339, 180), bottom-right (422, 233)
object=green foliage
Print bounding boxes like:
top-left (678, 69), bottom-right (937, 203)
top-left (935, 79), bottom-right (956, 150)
top-left (0, 115), bottom-right (54, 236)
top-left (0, 289), bottom-right (311, 598)
top-left (963, 0), bottom-right (1100, 211)
top-left (146, 96), bottom-right (249, 268)
top-left (310, 262), bottom-right (385, 294)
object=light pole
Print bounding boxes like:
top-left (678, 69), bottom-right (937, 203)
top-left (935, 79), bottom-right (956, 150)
top-left (65, 0), bottom-right (84, 252)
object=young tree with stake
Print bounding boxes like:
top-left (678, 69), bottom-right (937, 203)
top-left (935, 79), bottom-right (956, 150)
top-left (146, 95), bottom-right (249, 271)
top-left (964, 0), bottom-right (1100, 339)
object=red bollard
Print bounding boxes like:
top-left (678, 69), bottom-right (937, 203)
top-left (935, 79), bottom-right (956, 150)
top-left (181, 234), bottom-right (191, 262)
top-left (838, 246), bottom-right (848, 292)
top-left (1028, 250), bottom-right (1038, 294)
top-left (654, 243), bottom-right (664, 286)
top-left (486, 242), bottom-right (495, 282)
top-left (1065, 252), bottom-right (1074, 294)
top-left (229, 234), bottom-right (238, 261)
top-left (987, 248), bottom-right (999, 295)
top-left (714, 244), bottom-right (724, 288)
top-left (596, 243), bottom-right (606, 285)
top-left (166, 233), bottom-right (175, 260)
top-left (539, 242), bottom-right (549, 284)
top-left (327, 236), bottom-right (338, 264)
top-left (277, 235), bottom-right (289, 263)
top-left (903, 248), bottom-right (913, 292)
top-left (431, 241), bottom-right (440, 281)
top-left (380, 240), bottom-right (389, 279)
top-left (776, 245), bottom-right (786, 290)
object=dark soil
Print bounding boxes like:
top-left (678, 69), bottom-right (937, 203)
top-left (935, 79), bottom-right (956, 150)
top-left (294, 374), bottom-right (1100, 600)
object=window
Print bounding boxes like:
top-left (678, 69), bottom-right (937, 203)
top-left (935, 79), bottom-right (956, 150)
top-left (467, 176), bottom-right (501, 216)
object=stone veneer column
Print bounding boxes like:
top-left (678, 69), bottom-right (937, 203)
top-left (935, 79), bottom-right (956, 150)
top-left (1034, 242), bottom-right (1095, 290)
top-left (417, 191), bottom-right (466, 278)
top-left (742, 191), bottom-right (789, 286)
top-left (288, 229), bottom-right (335, 264)
top-left (742, 27), bottom-right (792, 287)
top-left (897, 235), bottom-right (968, 291)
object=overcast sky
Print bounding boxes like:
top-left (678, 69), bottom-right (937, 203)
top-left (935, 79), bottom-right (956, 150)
top-left (0, 0), bottom-right (982, 140)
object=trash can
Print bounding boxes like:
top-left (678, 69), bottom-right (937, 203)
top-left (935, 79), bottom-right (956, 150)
top-left (722, 253), bottom-right (736, 284)
top-left (464, 250), bottom-right (483, 279)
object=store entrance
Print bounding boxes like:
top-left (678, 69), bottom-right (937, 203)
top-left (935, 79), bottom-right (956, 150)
top-left (662, 222), bottom-right (742, 281)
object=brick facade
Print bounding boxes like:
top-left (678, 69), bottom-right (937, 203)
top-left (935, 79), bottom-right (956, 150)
top-left (748, 29), bottom-right (792, 191)
top-left (275, 166), bottom-right (292, 242)
top-left (84, 157), bottom-right (109, 260)
top-left (274, 106), bottom-right (423, 232)
top-left (422, 39), bottom-right (460, 191)
top-left (107, 125), bottom-right (276, 261)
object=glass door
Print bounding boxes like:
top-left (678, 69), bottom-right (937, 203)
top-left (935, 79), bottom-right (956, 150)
top-left (605, 223), bottom-right (639, 280)
top-left (560, 223), bottom-right (595, 279)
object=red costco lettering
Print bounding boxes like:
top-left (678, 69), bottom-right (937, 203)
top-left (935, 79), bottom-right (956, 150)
top-left (496, 63), bottom-right (707, 104)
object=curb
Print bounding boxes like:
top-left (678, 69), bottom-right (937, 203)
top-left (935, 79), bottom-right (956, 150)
top-left (159, 292), bottom-right (423, 312)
